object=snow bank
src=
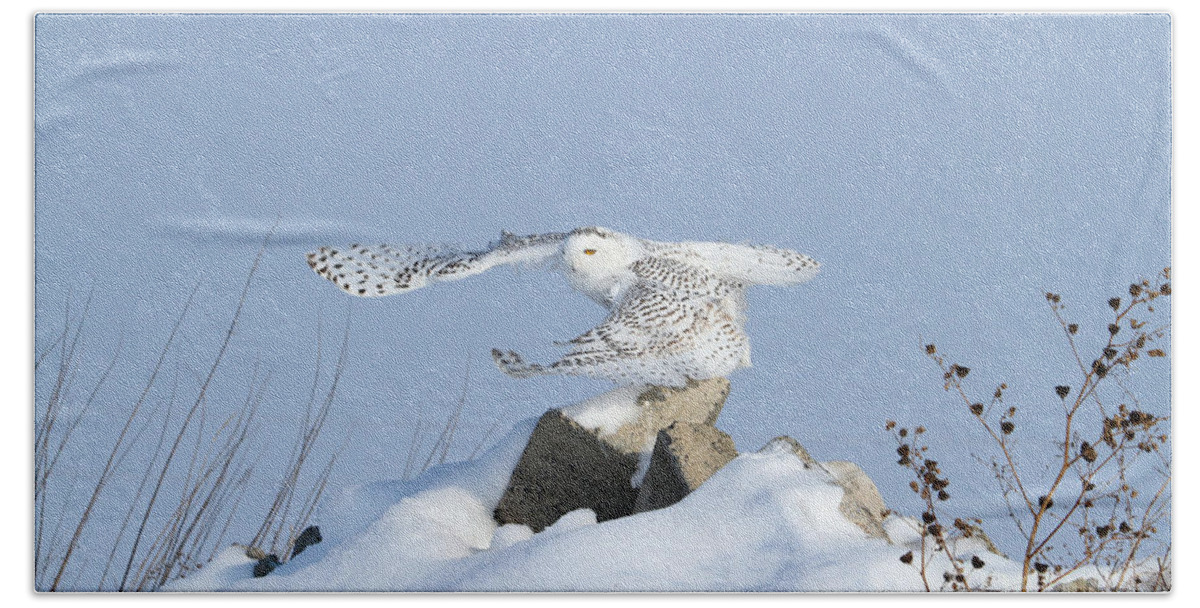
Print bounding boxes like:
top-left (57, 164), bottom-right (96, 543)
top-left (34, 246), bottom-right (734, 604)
top-left (166, 413), bottom-right (1061, 592)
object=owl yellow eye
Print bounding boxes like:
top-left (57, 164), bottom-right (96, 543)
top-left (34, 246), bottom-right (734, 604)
top-left (584, 249), bottom-right (597, 255)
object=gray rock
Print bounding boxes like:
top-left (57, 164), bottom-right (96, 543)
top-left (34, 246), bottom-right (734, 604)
top-left (493, 379), bottom-right (733, 531)
top-left (761, 435), bottom-right (891, 542)
top-left (493, 410), bottom-right (639, 532)
top-left (957, 521), bottom-right (1005, 557)
top-left (758, 435), bottom-right (817, 466)
top-left (634, 422), bottom-right (739, 513)
top-left (823, 460), bottom-right (892, 542)
top-left (1052, 577), bottom-right (1102, 592)
top-left (598, 378), bottom-right (731, 455)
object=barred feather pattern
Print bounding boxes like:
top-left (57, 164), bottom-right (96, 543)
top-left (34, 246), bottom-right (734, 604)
top-left (307, 227), bottom-right (819, 386)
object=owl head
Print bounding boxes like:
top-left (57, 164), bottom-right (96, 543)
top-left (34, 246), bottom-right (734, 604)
top-left (562, 227), bottom-right (641, 289)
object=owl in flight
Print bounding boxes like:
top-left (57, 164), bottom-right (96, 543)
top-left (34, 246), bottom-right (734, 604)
top-left (306, 227), bottom-right (820, 387)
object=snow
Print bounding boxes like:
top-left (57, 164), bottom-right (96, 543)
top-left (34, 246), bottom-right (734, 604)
top-left (165, 416), bottom-right (1053, 592)
top-left (559, 385), bottom-right (643, 435)
top-left (489, 524), bottom-right (534, 551)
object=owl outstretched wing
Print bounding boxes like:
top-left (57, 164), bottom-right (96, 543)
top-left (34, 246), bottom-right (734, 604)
top-left (492, 273), bottom-right (750, 387)
top-left (658, 242), bottom-right (821, 287)
top-left (306, 231), bottom-right (567, 297)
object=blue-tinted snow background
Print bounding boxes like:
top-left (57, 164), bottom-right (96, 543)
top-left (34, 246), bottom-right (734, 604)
top-left (34, 13), bottom-right (1170, 588)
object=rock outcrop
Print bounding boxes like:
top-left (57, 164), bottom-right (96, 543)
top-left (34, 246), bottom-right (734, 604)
top-left (493, 410), bottom-right (640, 532)
top-left (598, 379), bottom-right (731, 454)
top-left (633, 421), bottom-right (739, 514)
top-left (494, 379), bottom-right (731, 531)
top-left (494, 381), bottom-right (896, 546)
top-left (823, 460), bottom-right (891, 541)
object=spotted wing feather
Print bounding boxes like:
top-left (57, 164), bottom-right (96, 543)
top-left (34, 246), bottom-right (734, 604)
top-left (492, 272), bottom-right (750, 387)
top-left (306, 231), bottom-right (566, 297)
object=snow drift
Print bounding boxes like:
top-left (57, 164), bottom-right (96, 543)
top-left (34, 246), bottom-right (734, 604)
top-left (166, 417), bottom-right (1050, 592)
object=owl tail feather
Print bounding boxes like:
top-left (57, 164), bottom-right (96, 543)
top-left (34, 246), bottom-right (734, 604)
top-left (491, 349), bottom-right (547, 379)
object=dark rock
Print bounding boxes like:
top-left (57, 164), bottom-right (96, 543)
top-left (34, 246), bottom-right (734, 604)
top-left (252, 554), bottom-right (282, 578)
top-left (634, 421), bottom-right (739, 513)
top-left (290, 525), bottom-right (322, 559)
top-left (493, 410), bottom-right (640, 532)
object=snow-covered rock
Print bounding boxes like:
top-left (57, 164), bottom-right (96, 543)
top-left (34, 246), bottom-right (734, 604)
top-left (595, 378), bottom-right (731, 455)
top-left (759, 435), bottom-right (891, 541)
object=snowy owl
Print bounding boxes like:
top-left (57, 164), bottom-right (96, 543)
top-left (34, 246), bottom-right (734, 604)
top-left (306, 227), bottom-right (820, 386)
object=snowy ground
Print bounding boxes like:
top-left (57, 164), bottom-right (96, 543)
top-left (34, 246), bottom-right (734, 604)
top-left (165, 414), bottom-right (1081, 593)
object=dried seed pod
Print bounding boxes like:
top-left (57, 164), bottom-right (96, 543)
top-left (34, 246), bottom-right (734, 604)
top-left (1055, 385), bottom-right (1070, 399)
